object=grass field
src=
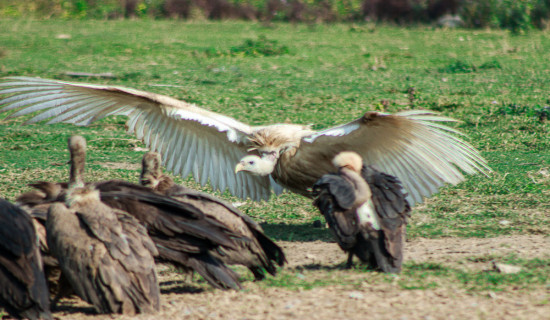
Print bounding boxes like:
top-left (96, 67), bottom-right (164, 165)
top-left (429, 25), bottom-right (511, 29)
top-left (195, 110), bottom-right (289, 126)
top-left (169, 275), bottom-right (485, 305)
top-left (0, 19), bottom-right (548, 319)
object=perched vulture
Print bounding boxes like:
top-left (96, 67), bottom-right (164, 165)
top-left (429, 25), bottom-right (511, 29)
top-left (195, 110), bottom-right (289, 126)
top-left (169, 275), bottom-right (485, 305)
top-left (0, 77), bottom-right (491, 203)
top-left (140, 151), bottom-right (286, 280)
top-left (0, 198), bottom-right (52, 320)
top-left (46, 135), bottom-right (160, 315)
top-left (18, 136), bottom-right (244, 290)
top-left (312, 152), bottom-right (410, 273)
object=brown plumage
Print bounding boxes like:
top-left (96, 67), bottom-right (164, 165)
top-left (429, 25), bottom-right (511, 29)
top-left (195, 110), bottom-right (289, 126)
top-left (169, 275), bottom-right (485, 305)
top-left (45, 136), bottom-right (160, 315)
top-left (0, 77), bottom-right (491, 203)
top-left (312, 152), bottom-right (410, 273)
top-left (0, 198), bottom-right (52, 320)
top-left (95, 180), bottom-right (243, 290)
top-left (17, 137), bottom-right (244, 290)
top-left (140, 152), bottom-right (286, 280)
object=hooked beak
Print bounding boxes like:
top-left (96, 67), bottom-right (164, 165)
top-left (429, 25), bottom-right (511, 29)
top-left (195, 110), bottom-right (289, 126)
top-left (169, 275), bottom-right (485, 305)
top-left (235, 162), bottom-right (244, 174)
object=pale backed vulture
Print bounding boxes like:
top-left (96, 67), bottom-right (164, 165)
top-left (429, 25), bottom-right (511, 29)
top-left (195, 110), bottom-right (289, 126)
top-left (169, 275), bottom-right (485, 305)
top-left (0, 198), bottom-right (52, 320)
top-left (312, 152), bottom-right (410, 273)
top-left (46, 135), bottom-right (160, 315)
top-left (140, 151), bottom-right (286, 280)
top-left (0, 76), bottom-right (491, 203)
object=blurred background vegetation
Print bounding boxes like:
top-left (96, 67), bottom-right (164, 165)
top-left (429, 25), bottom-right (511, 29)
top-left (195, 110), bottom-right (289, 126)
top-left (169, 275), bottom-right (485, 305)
top-left (0, 0), bottom-right (549, 34)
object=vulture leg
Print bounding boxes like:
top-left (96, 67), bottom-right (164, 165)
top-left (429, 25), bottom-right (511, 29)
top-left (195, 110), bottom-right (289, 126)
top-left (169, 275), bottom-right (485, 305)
top-left (51, 273), bottom-right (73, 311)
top-left (345, 252), bottom-right (354, 269)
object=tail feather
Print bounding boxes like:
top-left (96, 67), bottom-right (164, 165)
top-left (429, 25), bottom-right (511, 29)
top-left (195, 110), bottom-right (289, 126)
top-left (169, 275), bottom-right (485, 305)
top-left (156, 247), bottom-right (241, 290)
top-left (254, 231), bottom-right (286, 276)
top-left (186, 254), bottom-right (242, 290)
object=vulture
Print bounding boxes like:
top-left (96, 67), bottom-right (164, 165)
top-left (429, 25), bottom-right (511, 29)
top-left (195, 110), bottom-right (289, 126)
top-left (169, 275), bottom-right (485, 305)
top-left (0, 198), bottom-right (52, 320)
top-left (312, 152), bottom-right (410, 273)
top-left (0, 76), bottom-right (491, 203)
top-left (45, 135), bottom-right (161, 315)
top-left (140, 151), bottom-right (286, 280)
top-left (17, 136), bottom-right (244, 290)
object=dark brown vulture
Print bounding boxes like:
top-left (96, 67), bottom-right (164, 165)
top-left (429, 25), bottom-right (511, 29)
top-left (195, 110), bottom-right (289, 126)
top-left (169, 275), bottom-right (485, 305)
top-left (0, 77), bottom-right (490, 203)
top-left (312, 152), bottom-right (410, 273)
top-left (16, 136), bottom-right (244, 290)
top-left (45, 135), bottom-right (160, 315)
top-left (95, 180), bottom-right (244, 290)
top-left (140, 151), bottom-right (286, 280)
top-left (0, 198), bottom-right (52, 320)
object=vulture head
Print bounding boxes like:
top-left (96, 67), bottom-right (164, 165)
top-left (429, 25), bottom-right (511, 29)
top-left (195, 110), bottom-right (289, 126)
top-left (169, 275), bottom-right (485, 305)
top-left (140, 152), bottom-right (162, 189)
top-left (140, 151), bottom-right (178, 193)
top-left (332, 151), bottom-right (363, 173)
top-left (235, 155), bottom-right (276, 176)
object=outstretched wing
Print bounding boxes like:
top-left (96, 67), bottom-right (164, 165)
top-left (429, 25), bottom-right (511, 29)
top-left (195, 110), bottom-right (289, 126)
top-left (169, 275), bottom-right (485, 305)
top-left (300, 110), bottom-right (491, 205)
top-left (0, 76), bottom-right (272, 201)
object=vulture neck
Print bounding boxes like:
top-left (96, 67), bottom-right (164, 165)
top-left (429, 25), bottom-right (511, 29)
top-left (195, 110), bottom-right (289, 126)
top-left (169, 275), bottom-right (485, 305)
top-left (339, 166), bottom-right (371, 207)
top-left (255, 155), bottom-right (278, 176)
top-left (68, 136), bottom-right (86, 189)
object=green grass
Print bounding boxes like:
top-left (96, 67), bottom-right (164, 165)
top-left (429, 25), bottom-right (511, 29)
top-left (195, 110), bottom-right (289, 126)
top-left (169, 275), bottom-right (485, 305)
top-left (0, 19), bottom-right (548, 242)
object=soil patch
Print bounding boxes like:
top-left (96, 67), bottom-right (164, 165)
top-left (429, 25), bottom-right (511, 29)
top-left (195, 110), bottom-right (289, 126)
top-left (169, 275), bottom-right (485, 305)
top-left (51, 235), bottom-right (550, 320)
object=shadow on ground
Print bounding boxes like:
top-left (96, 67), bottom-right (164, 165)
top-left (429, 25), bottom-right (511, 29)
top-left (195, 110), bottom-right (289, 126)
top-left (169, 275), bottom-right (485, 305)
top-left (160, 280), bottom-right (206, 295)
top-left (53, 303), bottom-right (97, 316)
top-left (260, 222), bottom-right (333, 242)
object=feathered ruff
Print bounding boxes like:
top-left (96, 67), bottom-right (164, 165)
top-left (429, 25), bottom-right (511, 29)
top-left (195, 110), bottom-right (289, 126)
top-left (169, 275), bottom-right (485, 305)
top-left (248, 124), bottom-right (312, 153)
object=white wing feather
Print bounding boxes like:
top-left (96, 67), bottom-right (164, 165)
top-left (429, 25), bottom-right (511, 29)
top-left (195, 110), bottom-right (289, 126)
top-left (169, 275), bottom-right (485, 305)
top-left (0, 76), bottom-right (274, 201)
top-left (301, 110), bottom-right (491, 206)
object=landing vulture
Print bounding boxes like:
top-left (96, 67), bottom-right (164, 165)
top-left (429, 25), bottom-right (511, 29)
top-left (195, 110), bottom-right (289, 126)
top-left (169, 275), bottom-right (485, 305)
top-left (140, 152), bottom-right (286, 280)
top-left (312, 152), bottom-right (410, 273)
top-left (46, 136), bottom-right (160, 314)
top-left (0, 198), bottom-right (52, 320)
top-left (0, 76), bottom-right (491, 203)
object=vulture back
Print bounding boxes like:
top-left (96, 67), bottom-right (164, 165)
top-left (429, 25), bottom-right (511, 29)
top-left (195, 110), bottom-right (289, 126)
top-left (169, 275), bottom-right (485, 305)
top-left (46, 189), bottom-right (160, 315)
top-left (313, 165), bottom-right (410, 273)
top-left (0, 198), bottom-right (52, 320)
top-left (312, 174), bottom-right (360, 251)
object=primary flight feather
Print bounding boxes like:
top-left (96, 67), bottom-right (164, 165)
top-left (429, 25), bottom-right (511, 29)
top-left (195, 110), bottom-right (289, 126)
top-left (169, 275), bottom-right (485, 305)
top-left (0, 76), bottom-right (491, 204)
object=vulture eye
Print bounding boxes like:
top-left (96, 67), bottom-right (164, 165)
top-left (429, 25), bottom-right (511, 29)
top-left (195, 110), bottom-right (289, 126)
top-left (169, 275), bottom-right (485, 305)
top-left (248, 161), bottom-right (254, 165)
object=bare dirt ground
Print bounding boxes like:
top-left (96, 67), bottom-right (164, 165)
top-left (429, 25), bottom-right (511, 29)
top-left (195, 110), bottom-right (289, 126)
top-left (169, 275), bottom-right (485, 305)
top-left (52, 235), bottom-right (549, 320)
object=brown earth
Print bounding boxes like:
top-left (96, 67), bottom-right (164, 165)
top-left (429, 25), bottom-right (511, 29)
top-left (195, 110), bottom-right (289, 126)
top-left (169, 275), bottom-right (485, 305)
top-left (52, 235), bottom-right (550, 320)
